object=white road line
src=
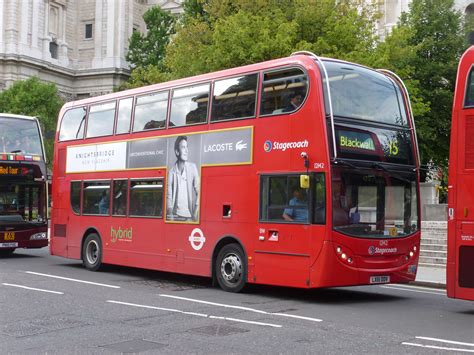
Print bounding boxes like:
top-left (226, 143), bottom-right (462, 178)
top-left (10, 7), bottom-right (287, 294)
top-left (159, 294), bottom-right (323, 322)
top-left (380, 285), bottom-right (444, 296)
top-left (107, 300), bottom-right (282, 328)
top-left (403, 342), bottom-right (474, 353)
top-left (384, 283), bottom-right (445, 293)
top-left (25, 271), bottom-right (120, 289)
top-left (2, 283), bottom-right (64, 295)
top-left (416, 336), bottom-right (474, 347)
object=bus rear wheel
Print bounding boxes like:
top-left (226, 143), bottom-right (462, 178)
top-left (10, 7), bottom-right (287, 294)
top-left (82, 233), bottom-right (102, 271)
top-left (216, 243), bottom-right (246, 293)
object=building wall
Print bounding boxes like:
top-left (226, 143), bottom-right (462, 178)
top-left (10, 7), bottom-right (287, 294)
top-left (0, 0), bottom-right (183, 99)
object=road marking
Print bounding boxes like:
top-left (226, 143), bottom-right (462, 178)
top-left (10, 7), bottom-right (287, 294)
top-left (380, 285), bottom-right (444, 296)
top-left (403, 342), bottom-right (474, 353)
top-left (2, 283), bottom-right (64, 295)
top-left (383, 284), bottom-right (445, 293)
top-left (107, 300), bottom-right (282, 328)
top-left (24, 271), bottom-right (120, 289)
top-left (159, 294), bottom-right (322, 322)
top-left (416, 336), bottom-right (474, 347)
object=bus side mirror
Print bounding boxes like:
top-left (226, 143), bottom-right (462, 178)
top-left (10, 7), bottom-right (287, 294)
top-left (300, 174), bottom-right (310, 189)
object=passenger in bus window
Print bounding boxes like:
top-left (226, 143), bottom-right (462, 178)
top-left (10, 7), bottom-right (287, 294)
top-left (98, 190), bottom-right (109, 215)
top-left (166, 136), bottom-right (200, 222)
top-left (283, 92), bottom-right (303, 113)
top-left (282, 187), bottom-right (308, 222)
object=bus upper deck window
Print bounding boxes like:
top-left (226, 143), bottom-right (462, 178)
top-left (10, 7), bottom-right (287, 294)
top-left (87, 101), bottom-right (116, 138)
top-left (59, 107), bottom-right (87, 141)
top-left (133, 91), bottom-right (169, 132)
top-left (260, 67), bottom-right (308, 116)
top-left (464, 68), bottom-right (474, 107)
top-left (211, 74), bottom-right (258, 122)
top-left (170, 83), bottom-right (210, 127)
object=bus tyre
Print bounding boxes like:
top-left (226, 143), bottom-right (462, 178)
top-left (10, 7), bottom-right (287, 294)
top-left (82, 234), bottom-right (102, 271)
top-left (0, 248), bottom-right (15, 257)
top-left (216, 243), bottom-right (246, 293)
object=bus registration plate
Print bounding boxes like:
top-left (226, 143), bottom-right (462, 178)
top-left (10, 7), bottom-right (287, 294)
top-left (0, 242), bottom-right (18, 248)
top-left (370, 275), bottom-right (390, 284)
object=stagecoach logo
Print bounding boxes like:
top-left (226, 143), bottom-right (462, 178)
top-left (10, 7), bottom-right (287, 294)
top-left (188, 228), bottom-right (206, 251)
top-left (264, 140), bottom-right (309, 152)
top-left (368, 245), bottom-right (398, 255)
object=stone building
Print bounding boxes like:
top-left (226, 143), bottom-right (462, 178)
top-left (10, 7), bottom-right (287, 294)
top-left (0, 0), bottom-right (183, 100)
top-left (0, 0), bottom-right (471, 99)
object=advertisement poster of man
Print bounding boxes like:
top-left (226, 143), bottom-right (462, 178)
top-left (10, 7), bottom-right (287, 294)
top-left (166, 135), bottom-right (201, 222)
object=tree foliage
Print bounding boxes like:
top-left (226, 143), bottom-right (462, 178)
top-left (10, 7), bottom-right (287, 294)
top-left (126, 6), bottom-right (176, 69)
top-left (0, 77), bottom-right (63, 164)
top-left (396, 0), bottom-right (466, 165)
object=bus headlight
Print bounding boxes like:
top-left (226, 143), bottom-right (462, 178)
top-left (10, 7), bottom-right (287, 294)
top-left (30, 232), bottom-right (47, 240)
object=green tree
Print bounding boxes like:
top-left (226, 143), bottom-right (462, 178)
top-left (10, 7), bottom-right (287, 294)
top-left (0, 77), bottom-right (63, 164)
top-left (165, 0), bottom-right (380, 78)
top-left (399, 0), bottom-right (466, 165)
top-left (126, 6), bottom-right (176, 69)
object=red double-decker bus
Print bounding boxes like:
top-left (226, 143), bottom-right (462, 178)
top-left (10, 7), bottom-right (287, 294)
top-left (0, 113), bottom-right (49, 256)
top-left (51, 52), bottom-right (420, 292)
top-left (447, 46), bottom-right (474, 301)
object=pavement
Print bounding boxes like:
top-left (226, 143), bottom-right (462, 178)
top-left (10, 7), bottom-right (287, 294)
top-left (414, 265), bottom-right (446, 289)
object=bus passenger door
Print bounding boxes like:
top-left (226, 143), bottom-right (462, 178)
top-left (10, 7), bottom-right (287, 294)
top-left (254, 174), bottom-right (312, 288)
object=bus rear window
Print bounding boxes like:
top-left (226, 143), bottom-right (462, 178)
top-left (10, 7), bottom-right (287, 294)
top-left (260, 67), bottom-right (308, 116)
top-left (59, 107), bottom-right (87, 141)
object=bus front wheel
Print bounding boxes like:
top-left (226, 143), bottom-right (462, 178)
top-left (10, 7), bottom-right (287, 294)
top-left (82, 233), bottom-right (102, 271)
top-left (216, 243), bottom-right (246, 293)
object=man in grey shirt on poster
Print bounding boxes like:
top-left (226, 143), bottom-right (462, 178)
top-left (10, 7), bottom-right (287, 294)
top-left (166, 136), bottom-right (200, 221)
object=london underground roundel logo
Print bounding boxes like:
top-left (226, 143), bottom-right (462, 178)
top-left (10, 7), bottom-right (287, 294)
top-left (264, 140), bottom-right (273, 152)
top-left (188, 228), bottom-right (206, 251)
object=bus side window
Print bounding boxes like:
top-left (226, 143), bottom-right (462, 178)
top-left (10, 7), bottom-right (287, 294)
top-left (211, 73), bottom-right (258, 122)
top-left (112, 180), bottom-right (128, 216)
top-left (87, 101), bottom-right (116, 138)
top-left (260, 174), bottom-right (309, 224)
top-left (70, 181), bottom-right (81, 215)
top-left (170, 83), bottom-right (210, 127)
top-left (133, 91), bottom-right (168, 132)
top-left (59, 107), bottom-right (87, 141)
top-left (82, 181), bottom-right (110, 215)
top-left (129, 179), bottom-right (163, 218)
top-left (116, 97), bottom-right (133, 134)
top-left (464, 68), bottom-right (474, 107)
top-left (260, 67), bottom-right (308, 116)
top-left (312, 173), bottom-right (326, 224)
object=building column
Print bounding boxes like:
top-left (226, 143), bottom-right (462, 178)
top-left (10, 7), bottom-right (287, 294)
top-left (93, 0), bottom-right (103, 67)
top-left (19, 0), bottom-right (29, 53)
top-left (0, 0), bottom-right (4, 53)
top-left (105, 0), bottom-right (116, 67)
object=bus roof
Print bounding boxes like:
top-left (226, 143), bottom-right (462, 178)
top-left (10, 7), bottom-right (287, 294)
top-left (0, 113), bottom-right (38, 121)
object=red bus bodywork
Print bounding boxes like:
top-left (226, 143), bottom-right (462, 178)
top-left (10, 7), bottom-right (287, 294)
top-left (448, 46), bottom-right (474, 301)
top-left (51, 54), bottom-right (420, 291)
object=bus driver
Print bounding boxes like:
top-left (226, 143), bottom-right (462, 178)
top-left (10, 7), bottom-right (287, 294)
top-left (166, 136), bottom-right (200, 221)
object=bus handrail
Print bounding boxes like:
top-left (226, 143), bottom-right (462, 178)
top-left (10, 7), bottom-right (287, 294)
top-left (291, 51), bottom-right (337, 159)
top-left (377, 69), bottom-right (420, 169)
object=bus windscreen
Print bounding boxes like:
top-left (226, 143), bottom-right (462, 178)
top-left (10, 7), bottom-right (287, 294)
top-left (0, 117), bottom-right (43, 156)
top-left (323, 61), bottom-right (408, 126)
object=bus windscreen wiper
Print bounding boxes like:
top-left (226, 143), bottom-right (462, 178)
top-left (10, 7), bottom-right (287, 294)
top-left (333, 159), bottom-right (357, 169)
